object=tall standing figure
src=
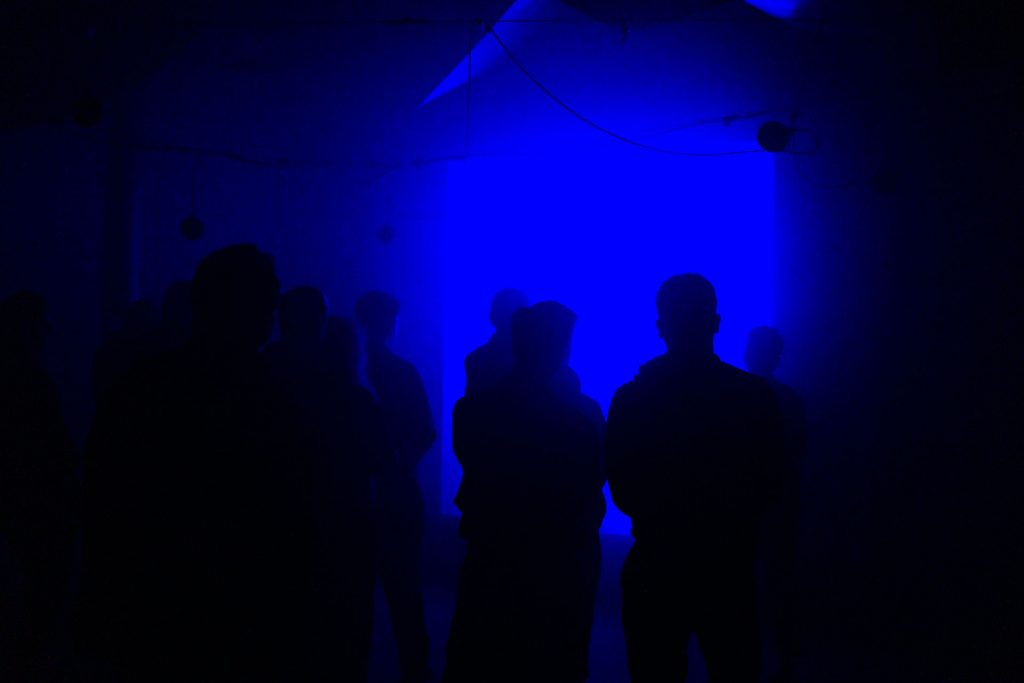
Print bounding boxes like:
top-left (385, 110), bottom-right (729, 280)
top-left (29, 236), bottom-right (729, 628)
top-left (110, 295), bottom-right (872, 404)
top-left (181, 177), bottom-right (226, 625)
top-left (80, 245), bottom-right (313, 682)
top-left (356, 291), bottom-right (436, 683)
top-left (266, 288), bottom-right (387, 683)
top-left (463, 288), bottom-right (528, 397)
top-left (745, 326), bottom-right (806, 683)
top-left (444, 302), bottom-right (606, 683)
top-left (606, 274), bottom-right (785, 683)
top-left (0, 292), bottom-right (78, 683)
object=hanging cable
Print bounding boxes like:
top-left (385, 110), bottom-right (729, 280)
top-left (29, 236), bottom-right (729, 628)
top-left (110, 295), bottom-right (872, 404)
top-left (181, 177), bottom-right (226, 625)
top-left (486, 24), bottom-right (765, 157)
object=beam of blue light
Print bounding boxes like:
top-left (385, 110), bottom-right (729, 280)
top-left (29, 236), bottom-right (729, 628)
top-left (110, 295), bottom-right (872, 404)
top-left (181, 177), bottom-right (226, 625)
top-left (743, 0), bottom-right (801, 20)
top-left (441, 148), bottom-right (775, 535)
top-left (421, 0), bottom-right (552, 106)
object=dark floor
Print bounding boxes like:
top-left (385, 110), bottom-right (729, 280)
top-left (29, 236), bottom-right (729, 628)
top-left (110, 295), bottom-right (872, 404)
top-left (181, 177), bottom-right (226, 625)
top-left (0, 516), bottom-right (992, 682)
top-left (368, 518), bottom-right (839, 683)
top-left (367, 526), bottom-right (640, 683)
top-left (367, 513), bottom-right (1015, 683)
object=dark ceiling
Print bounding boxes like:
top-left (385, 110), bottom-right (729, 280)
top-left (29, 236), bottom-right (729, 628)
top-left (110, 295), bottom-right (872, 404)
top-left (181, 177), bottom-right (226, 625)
top-left (1, 0), bottom-right (1017, 129)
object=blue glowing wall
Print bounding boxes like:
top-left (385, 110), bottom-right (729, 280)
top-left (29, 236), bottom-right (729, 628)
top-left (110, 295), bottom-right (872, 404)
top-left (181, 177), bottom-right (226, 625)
top-left (442, 150), bottom-right (775, 534)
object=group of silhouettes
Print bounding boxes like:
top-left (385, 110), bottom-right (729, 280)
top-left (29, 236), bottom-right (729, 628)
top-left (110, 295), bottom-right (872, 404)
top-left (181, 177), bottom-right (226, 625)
top-left (1, 242), bottom-right (804, 683)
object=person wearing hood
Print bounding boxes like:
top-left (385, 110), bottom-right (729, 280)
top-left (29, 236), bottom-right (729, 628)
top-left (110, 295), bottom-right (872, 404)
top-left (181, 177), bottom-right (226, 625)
top-left (463, 288), bottom-right (528, 397)
top-left (606, 274), bottom-right (785, 683)
top-left (445, 301), bottom-right (605, 683)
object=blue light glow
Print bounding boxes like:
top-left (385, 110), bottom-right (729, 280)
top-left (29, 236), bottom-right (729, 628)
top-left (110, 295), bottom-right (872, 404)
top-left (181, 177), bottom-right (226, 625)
top-left (743, 0), bottom-right (801, 20)
top-left (442, 148), bottom-right (775, 534)
top-left (421, 0), bottom-right (558, 106)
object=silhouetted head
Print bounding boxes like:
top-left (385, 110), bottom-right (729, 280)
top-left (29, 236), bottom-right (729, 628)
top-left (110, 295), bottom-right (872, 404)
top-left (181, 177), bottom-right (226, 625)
top-left (190, 244), bottom-right (279, 352)
top-left (512, 301), bottom-right (577, 380)
top-left (279, 286), bottom-right (329, 345)
top-left (745, 325), bottom-right (784, 379)
top-left (325, 315), bottom-right (360, 380)
top-left (161, 280), bottom-right (192, 345)
top-left (656, 274), bottom-right (720, 357)
top-left (0, 290), bottom-right (51, 359)
top-left (355, 291), bottom-right (400, 345)
top-left (489, 288), bottom-right (529, 335)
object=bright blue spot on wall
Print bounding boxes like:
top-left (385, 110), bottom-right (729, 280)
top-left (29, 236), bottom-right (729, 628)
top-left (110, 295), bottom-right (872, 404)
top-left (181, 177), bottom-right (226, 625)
top-left (442, 149), bottom-right (775, 535)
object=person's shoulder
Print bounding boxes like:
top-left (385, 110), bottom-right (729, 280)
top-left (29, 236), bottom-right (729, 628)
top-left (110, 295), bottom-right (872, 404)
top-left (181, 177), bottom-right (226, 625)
top-left (714, 359), bottom-right (758, 385)
top-left (385, 349), bottom-right (421, 378)
top-left (771, 379), bottom-right (801, 404)
top-left (611, 355), bottom-right (668, 404)
top-left (453, 392), bottom-right (484, 422)
top-left (716, 362), bottom-right (779, 411)
top-left (369, 348), bottom-right (415, 383)
top-left (578, 391), bottom-right (602, 411)
top-left (464, 343), bottom-right (487, 368)
top-left (720, 360), bottom-right (772, 389)
top-left (608, 381), bottom-right (645, 424)
top-left (575, 392), bottom-right (606, 425)
top-left (610, 376), bottom-right (640, 404)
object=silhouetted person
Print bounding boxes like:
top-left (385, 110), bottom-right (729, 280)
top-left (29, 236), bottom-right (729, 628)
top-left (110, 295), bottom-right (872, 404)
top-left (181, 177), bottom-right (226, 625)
top-left (265, 288), bottom-right (387, 683)
top-left (0, 291), bottom-right (78, 682)
top-left (745, 326), bottom-right (806, 683)
top-left (464, 288), bottom-right (529, 396)
top-left (159, 279), bottom-right (192, 351)
top-left (92, 298), bottom-right (162, 401)
top-left (445, 302), bottom-right (605, 683)
top-left (265, 285), bottom-right (329, 372)
top-left (325, 314), bottom-right (377, 398)
top-left (325, 315), bottom-right (361, 386)
top-left (356, 291), bottom-right (435, 683)
top-left (606, 274), bottom-right (785, 683)
top-left (93, 284), bottom-right (193, 402)
top-left (465, 290), bottom-right (582, 400)
top-left (79, 245), bottom-right (313, 682)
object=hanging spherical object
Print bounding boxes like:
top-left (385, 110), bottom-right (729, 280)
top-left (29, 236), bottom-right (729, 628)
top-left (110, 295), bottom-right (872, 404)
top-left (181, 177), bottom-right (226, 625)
top-left (180, 214), bottom-right (205, 241)
top-left (377, 224), bottom-right (396, 245)
top-left (756, 121), bottom-right (792, 153)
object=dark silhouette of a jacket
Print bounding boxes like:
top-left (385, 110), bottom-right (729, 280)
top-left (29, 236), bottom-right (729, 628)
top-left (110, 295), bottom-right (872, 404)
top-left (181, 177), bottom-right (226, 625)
top-left (80, 345), bottom-right (313, 681)
top-left (454, 376), bottom-right (606, 544)
top-left (607, 354), bottom-right (785, 559)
